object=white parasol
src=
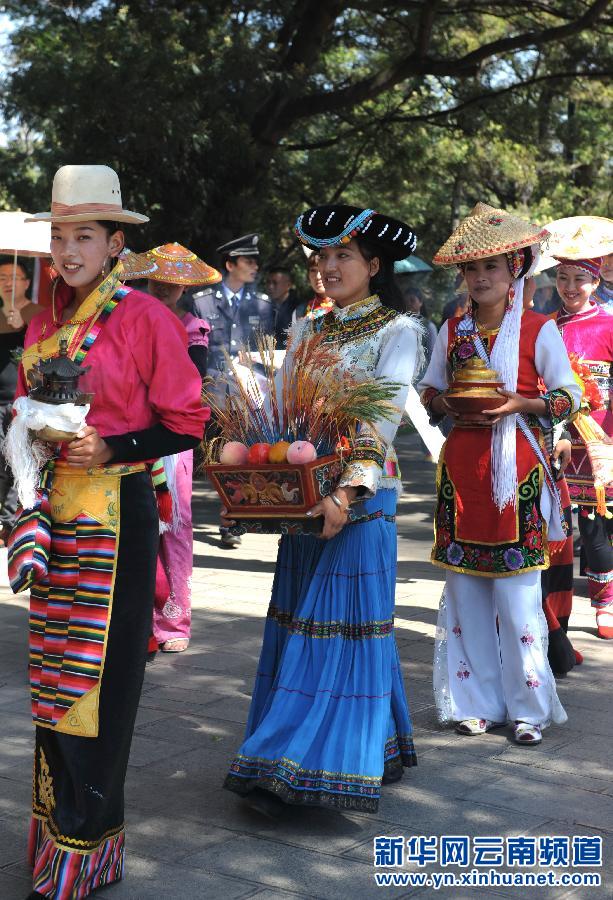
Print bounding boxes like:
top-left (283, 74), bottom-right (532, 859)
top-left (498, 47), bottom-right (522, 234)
top-left (536, 215), bottom-right (613, 273)
top-left (0, 211), bottom-right (52, 308)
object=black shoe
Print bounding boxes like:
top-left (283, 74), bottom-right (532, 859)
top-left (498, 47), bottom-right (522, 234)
top-left (220, 530), bottom-right (242, 548)
top-left (25, 892), bottom-right (46, 899)
top-left (245, 788), bottom-right (285, 819)
top-left (382, 769), bottom-right (404, 785)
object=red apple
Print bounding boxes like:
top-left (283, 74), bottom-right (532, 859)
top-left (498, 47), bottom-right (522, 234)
top-left (247, 443), bottom-right (271, 464)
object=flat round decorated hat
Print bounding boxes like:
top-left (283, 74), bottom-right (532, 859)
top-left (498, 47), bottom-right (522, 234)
top-left (121, 242), bottom-right (222, 286)
top-left (294, 205), bottom-right (417, 261)
top-left (536, 216), bottom-right (613, 273)
top-left (433, 202), bottom-right (549, 266)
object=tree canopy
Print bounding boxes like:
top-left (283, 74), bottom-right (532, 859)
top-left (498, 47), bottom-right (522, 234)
top-left (0, 0), bottom-right (611, 286)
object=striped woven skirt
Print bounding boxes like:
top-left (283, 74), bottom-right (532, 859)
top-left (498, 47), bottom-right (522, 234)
top-left (224, 488), bottom-right (416, 813)
top-left (27, 464), bottom-right (158, 899)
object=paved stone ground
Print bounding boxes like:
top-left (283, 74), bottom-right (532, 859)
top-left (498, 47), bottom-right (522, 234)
top-left (0, 434), bottom-right (611, 900)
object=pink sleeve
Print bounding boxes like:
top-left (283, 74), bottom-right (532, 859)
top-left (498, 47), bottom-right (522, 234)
top-left (185, 314), bottom-right (210, 349)
top-left (123, 300), bottom-right (210, 438)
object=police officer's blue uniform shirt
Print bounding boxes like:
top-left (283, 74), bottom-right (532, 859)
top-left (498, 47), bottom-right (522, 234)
top-left (220, 282), bottom-right (244, 307)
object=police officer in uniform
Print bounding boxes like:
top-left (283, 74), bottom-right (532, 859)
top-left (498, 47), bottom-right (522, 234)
top-left (186, 232), bottom-right (273, 376)
top-left (185, 232), bottom-right (273, 547)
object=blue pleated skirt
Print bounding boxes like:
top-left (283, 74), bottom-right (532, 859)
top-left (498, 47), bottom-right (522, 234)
top-left (224, 489), bottom-right (416, 812)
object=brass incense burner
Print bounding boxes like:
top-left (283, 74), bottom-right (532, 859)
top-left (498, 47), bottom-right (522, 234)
top-left (446, 357), bottom-right (505, 426)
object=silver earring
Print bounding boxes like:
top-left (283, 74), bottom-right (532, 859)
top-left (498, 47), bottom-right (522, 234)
top-left (100, 258), bottom-right (109, 277)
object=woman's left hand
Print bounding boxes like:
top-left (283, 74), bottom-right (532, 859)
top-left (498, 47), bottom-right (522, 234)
top-left (307, 486), bottom-right (357, 540)
top-left (66, 426), bottom-right (113, 468)
top-left (481, 390), bottom-right (545, 425)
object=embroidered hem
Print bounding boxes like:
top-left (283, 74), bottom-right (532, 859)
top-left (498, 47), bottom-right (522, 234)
top-left (585, 568), bottom-right (613, 584)
top-left (29, 816), bottom-right (124, 898)
top-left (567, 478), bottom-right (613, 507)
top-left (224, 737), bottom-right (417, 812)
top-left (433, 464), bottom-right (548, 576)
top-left (430, 555), bottom-right (550, 579)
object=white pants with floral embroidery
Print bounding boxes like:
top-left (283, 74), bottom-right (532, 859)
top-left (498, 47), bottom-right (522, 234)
top-left (434, 570), bottom-right (567, 728)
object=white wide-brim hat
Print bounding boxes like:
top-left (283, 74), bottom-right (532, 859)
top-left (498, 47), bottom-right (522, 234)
top-left (25, 165), bottom-right (149, 225)
top-left (535, 215), bottom-right (613, 273)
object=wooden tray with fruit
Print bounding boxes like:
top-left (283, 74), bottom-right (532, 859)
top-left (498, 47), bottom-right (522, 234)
top-left (205, 439), bottom-right (343, 533)
top-left (203, 331), bottom-right (402, 534)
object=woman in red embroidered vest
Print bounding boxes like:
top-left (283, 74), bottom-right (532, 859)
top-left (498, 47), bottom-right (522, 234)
top-left (419, 203), bottom-right (581, 746)
top-left (554, 256), bottom-right (613, 639)
top-left (121, 242), bottom-right (220, 653)
top-left (16, 166), bottom-right (208, 900)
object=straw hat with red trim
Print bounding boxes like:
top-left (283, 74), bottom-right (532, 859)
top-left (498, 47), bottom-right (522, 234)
top-left (121, 242), bottom-right (222, 286)
top-left (433, 202), bottom-right (548, 266)
top-left (25, 165), bottom-right (148, 225)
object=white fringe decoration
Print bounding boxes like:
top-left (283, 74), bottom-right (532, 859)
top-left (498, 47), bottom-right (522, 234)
top-left (2, 396), bottom-right (89, 510)
top-left (489, 246), bottom-right (541, 511)
top-left (2, 413), bottom-right (52, 511)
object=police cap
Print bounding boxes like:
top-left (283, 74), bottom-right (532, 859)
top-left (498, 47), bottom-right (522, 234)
top-left (216, 233), bottom-right (260, 258)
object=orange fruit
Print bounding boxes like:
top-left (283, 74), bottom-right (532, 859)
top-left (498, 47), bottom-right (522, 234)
top-left (268, 440), bottom-right (291, 463)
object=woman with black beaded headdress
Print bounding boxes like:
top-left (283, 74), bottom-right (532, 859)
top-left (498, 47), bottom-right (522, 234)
top-left (223, 205), bottom-right (423, 815)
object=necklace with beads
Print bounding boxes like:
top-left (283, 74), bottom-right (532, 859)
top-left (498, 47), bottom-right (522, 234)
top-left (475, 319), bottom-right (501, 334)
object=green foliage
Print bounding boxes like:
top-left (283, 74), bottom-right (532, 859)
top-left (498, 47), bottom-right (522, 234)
top-left (0, 1), bottom-right (611, 312)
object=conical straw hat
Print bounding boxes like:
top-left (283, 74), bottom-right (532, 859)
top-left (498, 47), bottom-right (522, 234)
top-left (535, 216), bottom-right (613, 273)
top-left (433, 202), bottom-right (549, 266)
top-left (121, 242), bottom-right (222, 286)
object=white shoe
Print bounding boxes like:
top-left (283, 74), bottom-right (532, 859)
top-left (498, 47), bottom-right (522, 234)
top-left (455, 718), bottom-right (506, 736)
top-left (513, 721), bottom-right (542, 745)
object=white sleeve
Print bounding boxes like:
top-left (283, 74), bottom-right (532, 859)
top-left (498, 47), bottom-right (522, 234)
top-left (337, 318), bottom-right (419, 496)
top-left (371, 320), bottom-right (418, 447)
top-left (534, 319), bottom-right (582, 415)
top-left (417, 320), bottom-right (449, 393)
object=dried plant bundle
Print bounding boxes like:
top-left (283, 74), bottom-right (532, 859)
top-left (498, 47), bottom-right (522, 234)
top-left (203, 331), bottom-right (401, 460)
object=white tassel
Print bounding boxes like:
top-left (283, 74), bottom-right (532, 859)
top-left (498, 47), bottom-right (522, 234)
top-left (2, 414), bottom-right (52, 511)
top-left (488, 246), bottom-right (542, 511)
top-left (489, 277), bottom-right (524, 510)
